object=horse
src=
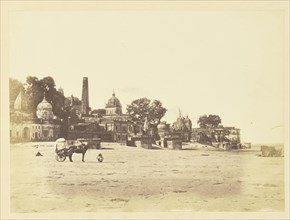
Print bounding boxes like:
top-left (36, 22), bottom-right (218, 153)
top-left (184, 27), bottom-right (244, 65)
top-left (55, 144), bottom-right (89, 162)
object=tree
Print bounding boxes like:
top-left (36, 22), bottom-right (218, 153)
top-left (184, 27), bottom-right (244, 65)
top-left (25, 76), bottom-right (45, 115)
top-left (148, 100), bottom-right (167, 125)
top-left (41, 76), bottom-right (55, 89)
top-left (197, 114), bottom-right (221, 128)
top-left (45, 86), bottom-right (66, 118)
top-left (65, 95), bottom-right (81, 107)
top-left (40, 76), bottom-right (67, 118)
top-left (24, 75), bottom-right (67, 119)
top-left (126, 97), bottom-right (167, 126)
top-left (208, 114), bottom-right (222, 127)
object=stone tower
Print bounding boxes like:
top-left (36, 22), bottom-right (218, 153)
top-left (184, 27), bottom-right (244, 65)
top-left (81, 77), bottom-right (89, 115)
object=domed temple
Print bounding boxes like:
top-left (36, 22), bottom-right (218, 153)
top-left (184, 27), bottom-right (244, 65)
top-left (105, 92), bottom-right (122, 115)
top-left (10, 92), bottom-right (60, 142)
top-left (99, 91), bottom-right (141, 142)
top-left (36, 97), bottom-right (54, 120)
top-left (69, 88), bottom-right (143, 143)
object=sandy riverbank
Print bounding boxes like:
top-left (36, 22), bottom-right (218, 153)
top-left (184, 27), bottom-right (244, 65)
top-left (10, 142), bottom-right (284, 213)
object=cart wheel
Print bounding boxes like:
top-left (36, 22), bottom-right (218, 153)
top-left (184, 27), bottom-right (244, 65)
top-left (56, 153), bottom-right (66, 162)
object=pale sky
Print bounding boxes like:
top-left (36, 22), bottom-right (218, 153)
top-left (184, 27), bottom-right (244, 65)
top-left (5, 3), bottom-right (289, 144)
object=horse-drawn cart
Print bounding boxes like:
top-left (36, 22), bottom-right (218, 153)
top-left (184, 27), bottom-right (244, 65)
top-left (54, 138), bottom-right (101, 162)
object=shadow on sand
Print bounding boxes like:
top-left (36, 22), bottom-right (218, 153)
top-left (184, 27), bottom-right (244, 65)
top-left (98, 147), bottom-right (114, 150)
top-left (150, 146), bottom-right (164, 150)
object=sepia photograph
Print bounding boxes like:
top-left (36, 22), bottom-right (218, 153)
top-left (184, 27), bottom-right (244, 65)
top-left (1, 1), bottom-right (289, 219)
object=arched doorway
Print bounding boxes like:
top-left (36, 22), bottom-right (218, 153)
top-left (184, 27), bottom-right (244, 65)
top-left (22, 127), bottom-right (30, 140)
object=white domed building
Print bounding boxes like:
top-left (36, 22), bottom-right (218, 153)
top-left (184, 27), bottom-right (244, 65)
top-left (105, 92), bottom-right (122, 115)
top-left (36, 97), bottom-right (54, 120)
top-left (10, 94), bottom-right (61, 142)
top-left (95, 91), bottom-right (142, 142)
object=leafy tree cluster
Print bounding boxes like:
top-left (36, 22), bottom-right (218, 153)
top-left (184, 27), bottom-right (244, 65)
top-left (25, 76), bottom-right (66, 118)
top-left (64, 95), bottom-right (83, 121)
top-left (126, 97), bottom-right (167, 126)
top-left (64, 96), bottom-right (82, 107)
top-left (197, 114), bottom-right (221, 128)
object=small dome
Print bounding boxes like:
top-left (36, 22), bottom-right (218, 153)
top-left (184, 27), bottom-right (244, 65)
top-left (37, 98), bottom-right (52, 110)
top-left (36, 97), bottom-right (53, 120)
top-left (106, 92), bottom-right (122, 108)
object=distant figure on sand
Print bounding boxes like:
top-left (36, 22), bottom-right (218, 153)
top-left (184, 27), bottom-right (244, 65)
top-left (97, 153), bottom-right (103, 162)
top-left (36, 151), bottom-right (43, 156)
top-left (35, 146), bottom-right (43, 156)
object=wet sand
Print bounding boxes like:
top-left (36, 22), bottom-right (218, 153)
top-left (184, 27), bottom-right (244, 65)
top-left (10, 142), bottom-right (284, 213)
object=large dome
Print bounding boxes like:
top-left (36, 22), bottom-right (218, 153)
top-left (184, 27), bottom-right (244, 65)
top-left (106, 92), bottom-right (122, 108)
top-left (36, 97), bottom-right (53, 120)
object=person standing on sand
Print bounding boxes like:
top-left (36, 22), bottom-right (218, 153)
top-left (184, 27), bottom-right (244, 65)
top-left (97, 153), bottom-right (103, 162)
top-left (35, 146), bottom-right (43, 156)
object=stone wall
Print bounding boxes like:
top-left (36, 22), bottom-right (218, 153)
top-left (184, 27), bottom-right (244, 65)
top-left (129, 135), bottom-right (154, 149)
top-left (166, 138), bottom-right (182, 150)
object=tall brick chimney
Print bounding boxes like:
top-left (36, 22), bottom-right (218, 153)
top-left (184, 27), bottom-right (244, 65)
top-left (81, 77), bottom-right (89, 115)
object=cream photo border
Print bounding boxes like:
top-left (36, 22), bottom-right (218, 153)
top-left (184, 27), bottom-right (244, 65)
top-left (1, 1), bottom-right (289, 219)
